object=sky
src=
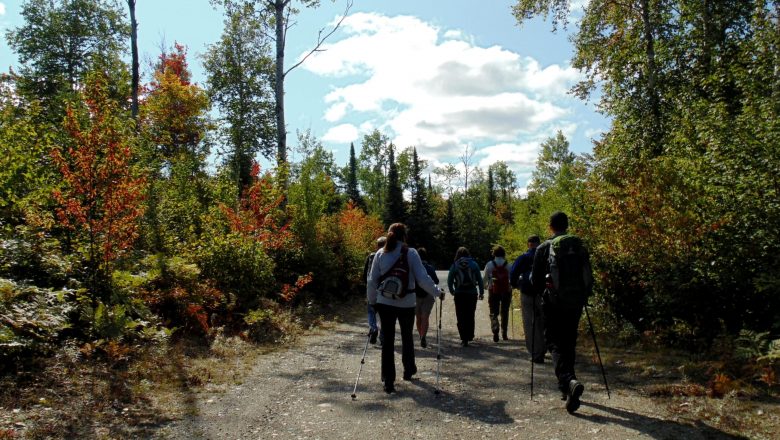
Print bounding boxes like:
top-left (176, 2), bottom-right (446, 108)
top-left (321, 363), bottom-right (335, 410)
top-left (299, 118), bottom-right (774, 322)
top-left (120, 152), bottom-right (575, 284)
top-left (0, 0), bottom-right (608, 191)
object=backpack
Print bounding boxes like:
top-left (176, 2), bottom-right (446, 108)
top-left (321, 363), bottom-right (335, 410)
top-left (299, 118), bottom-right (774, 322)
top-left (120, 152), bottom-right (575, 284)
top-left (416, 261), bottom-right (439, 298)
top-left (547, 234), bottom-right (593, 307)
top-left (490, 260), bottom-right (511, 295)
top-left (455, 258), bottom-right (476, 290)
top-left (377, 246), bottom-right (411, 300)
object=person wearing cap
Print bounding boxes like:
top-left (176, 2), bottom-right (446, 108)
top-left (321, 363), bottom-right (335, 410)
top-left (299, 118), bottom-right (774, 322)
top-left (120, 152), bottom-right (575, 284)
top-left (510, 234), bottom-right (545, 362)
top-left (363, 236), bottom-right (386, 345)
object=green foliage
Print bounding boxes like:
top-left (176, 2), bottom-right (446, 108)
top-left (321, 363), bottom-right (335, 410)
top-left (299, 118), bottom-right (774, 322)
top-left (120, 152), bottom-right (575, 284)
top-left (204, 0), bottom-right (276, 190)
top-left (197, 232), bottom-right (275, 312)
top-left (0, 280), bottom-right (75, 368)
top-left (383, 144), bottom-right (406, 226)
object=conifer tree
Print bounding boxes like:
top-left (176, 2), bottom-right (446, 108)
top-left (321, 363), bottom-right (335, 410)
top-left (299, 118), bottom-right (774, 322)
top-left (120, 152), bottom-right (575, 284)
top-left (487, 167), bottom-right (496, 215)
top-left (383, 144), bottom-right (406, 227)
top-left (345, 142), bottom-right (365, 210)
top-left (407, 148), bottom-right (434, 252)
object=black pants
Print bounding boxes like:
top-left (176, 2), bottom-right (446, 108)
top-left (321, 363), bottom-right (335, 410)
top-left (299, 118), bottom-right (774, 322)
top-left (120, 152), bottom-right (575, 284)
top-left (374, 303), bottom-right (416, 385)
top-left (488, 291), bottom-right (511, 336)
top-left (542, 298), bottom-right (583, 393)
top-left (453, 294), bottom-right (478, 342)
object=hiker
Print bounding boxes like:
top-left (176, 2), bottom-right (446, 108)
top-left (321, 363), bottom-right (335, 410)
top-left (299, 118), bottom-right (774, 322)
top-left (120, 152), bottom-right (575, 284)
top-left (362, 237), bottom-right (386, 345)
top-left (510, 235), bottom-right (545, 362)
top-left (367, 223), bottom-right (443, 394)
top-left (484, 245), bottom-right (512, 342)
top-left (530, 211), bottom-right (593, 414)
top-left (447, 247), bottom-right (484, 347)
top-left (415, 247), bottom-right (439, 348)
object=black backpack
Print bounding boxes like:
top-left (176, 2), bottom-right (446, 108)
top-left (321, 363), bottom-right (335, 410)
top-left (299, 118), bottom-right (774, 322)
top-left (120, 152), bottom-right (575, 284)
top-left (455, 259), bottom-right (476, 290)
top-left (547, 235), bottom-right (593, 307)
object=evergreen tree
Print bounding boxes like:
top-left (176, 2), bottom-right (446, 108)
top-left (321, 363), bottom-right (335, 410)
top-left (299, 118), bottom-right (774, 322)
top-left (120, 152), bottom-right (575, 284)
top-left (407, 148), bottom-right (435, 253)
top-left (441, 198), bottom-right (458, 262)
top-left (487, 167), bottom-right (496, 215)
top-left (383, 144), bottom-right (406, 227)
top-left (345, 142), bottom-right (365, 210)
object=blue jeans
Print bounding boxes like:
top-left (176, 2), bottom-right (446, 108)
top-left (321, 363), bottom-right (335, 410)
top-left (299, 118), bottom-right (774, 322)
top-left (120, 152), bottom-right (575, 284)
top-left (367, 303), bottom-right (379, 332)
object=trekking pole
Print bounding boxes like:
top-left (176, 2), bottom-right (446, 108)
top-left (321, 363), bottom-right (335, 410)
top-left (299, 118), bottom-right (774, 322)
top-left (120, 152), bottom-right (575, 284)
top-left (351, 332), bottom-right (372, 400)
top-left (530, 293), bottom-right (536, 400)
top-left (510, 295), bottom-right (515, 339)
top-left (584, 304), bottom-right (611, 399)
top-left (434, 297), bottom-right (443, 395)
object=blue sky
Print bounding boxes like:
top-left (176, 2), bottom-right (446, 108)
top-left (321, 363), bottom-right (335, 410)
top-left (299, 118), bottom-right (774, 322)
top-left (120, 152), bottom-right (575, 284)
top-left (0, 0), bottom-right (608, 190)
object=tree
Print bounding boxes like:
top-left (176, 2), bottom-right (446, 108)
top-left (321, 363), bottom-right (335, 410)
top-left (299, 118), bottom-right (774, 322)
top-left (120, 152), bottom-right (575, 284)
top-left (433, 163), bottom-right (460, 197)
top-left (51, 71), bottom-right (145, 298)
top-left (357, 129), bottom-right (390, 214)
top-left (140, 43), bottom-right (213, 253)
top-left (460, 144), bottom-right (475, 191)
top-left (260, 0), bottom-right (353, 171)
top-left (7, 0), bottom-right (128, 119)
top-left (406, 148), bottom-right (435, 253)
top-left (487, 167), bottom-right (496, 215)
top-left (204, 1), bottom-right (276, 194)
top-left (383, 144), bottom-right (406, 227)
top-left (529, 131), bottom-right (574, 193)
top-left (344, 142), bottom-right (365, 210)
top-left (127, 0), bottom-right (139, 121)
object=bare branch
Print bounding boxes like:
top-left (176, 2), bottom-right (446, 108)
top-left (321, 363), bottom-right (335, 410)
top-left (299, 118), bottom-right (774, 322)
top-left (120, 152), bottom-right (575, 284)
top-left (283, 0), bottom-right (353, 77)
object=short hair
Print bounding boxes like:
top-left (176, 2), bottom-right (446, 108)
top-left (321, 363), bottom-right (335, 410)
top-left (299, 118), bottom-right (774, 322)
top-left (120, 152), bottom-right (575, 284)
top-left (455, 246), bottom-right (470, 261)
top-left (417, 247), bottom-right (428, 260)
top-left (491, 245), bottom-right (505, 258)
top-left (549, 211), bottom-right (569, 232)
top-left (527, 235), bottom-right (541, 244)
top-left (376, 236), bottom-right (387, 249)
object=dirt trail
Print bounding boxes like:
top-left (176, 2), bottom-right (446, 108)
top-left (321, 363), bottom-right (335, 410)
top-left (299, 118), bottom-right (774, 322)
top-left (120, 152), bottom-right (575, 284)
top-left (160, 271), bottom-right (744, 439)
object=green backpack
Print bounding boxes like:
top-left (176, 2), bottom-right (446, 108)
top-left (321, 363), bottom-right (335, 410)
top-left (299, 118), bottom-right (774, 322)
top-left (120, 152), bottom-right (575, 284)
top-left (547, 234), bottom-right (593, 307)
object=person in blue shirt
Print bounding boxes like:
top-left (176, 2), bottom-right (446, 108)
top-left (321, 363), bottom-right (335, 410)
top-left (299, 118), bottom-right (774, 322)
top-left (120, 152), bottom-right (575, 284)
top-left (510, 235), bottom-right (544, 362)
top-left (447, 247), bottom-right (484, 347)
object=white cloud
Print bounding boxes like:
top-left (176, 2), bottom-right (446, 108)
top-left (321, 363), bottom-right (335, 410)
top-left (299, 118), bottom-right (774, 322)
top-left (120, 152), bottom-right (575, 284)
top-left (322, 123), bottom-right (360, 143)
top-left (0, 3), bottom-right (6, 15)
top-left (301, 12), bottom-right (583, 171)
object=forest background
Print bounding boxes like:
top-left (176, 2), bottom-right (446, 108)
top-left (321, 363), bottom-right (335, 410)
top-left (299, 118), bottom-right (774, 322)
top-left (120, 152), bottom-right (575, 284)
top-left (0, 0), bottom-right (779, 435)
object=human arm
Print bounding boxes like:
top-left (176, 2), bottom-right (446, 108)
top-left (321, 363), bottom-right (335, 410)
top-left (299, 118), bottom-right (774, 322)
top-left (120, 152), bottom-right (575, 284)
top-left (366, 251), bottom-right (382, 305)
top-left (474, 262), bottom-right (485, 298)
top-left (447, 265), bottom-right (456, 294)
top-left (530, 242), bottom-right (549, 296)
top-left (483, 261), bottom-right (494, 292)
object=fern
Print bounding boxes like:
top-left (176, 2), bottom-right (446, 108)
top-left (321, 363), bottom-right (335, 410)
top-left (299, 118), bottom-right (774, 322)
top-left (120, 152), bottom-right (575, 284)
top-left (734, 330), bottom-right (771, 361)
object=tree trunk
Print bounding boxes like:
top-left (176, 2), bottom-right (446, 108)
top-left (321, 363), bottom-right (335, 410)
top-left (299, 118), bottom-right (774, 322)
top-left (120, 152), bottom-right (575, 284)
top-left (128, 0), bottom-right (139, 122)
top-left (639, 0), bottom-right (661, 156)
top-left (274, 0), bottom-right (287, 171)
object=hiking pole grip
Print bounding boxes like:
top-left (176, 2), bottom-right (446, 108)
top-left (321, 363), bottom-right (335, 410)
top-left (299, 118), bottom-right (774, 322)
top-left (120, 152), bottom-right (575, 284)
top-left (584, 304), bottom-right (610, 399)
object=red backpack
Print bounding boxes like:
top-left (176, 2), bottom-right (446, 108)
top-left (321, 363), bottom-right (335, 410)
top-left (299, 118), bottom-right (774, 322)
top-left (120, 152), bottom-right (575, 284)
top-left (490, 259), bottom-right (511, 295)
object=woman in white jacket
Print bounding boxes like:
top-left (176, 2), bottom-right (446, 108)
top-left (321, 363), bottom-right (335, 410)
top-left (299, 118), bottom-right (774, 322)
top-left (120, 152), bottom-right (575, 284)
top-left (367, 223), bottom-right (442, 394)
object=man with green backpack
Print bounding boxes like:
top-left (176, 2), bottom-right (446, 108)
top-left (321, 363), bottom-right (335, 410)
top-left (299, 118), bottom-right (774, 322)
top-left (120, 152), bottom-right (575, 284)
top-left (531, 211), bottom-right (594, 414)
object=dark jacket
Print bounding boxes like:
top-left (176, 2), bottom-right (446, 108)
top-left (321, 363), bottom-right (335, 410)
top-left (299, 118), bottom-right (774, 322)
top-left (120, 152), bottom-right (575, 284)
top-left (416, 260), bottom-right (439, 297)
top-left (530, 233), bottom-right (593, 301)
top-left (510, 247), bottom-right (536, 294)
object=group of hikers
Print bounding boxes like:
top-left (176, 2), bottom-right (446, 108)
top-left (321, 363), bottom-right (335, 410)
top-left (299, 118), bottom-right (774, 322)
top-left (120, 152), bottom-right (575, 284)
top-left (363, 211), bottom-right (594, 414)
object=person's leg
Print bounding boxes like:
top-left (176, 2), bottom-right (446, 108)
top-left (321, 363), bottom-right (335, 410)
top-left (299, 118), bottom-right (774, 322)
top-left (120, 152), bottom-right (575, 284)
top-left (368, 303), bottom-right (378, 344)
top-left (521, 293), bottom-right (535, 355)
top-left (558, 305), bottom-right (583, 385)
top-left (466, 294), bottom-right (478, 341)
top-left (542, 299), bottom-right (567, 395)
top-left (453, 294), bottom-right (467, 343)
top-left (532, 295), bottom-right (546, 361)
top-left (415, 299), bottom-right (424, 337)
top-left (500, 292), bottom-right (511, 339)
top-left (488, 293), bottom-right (500, 341)
top-left (398, 307), bottom-right (417, 379)
top-left (375, 304), bottom-right (398, 390)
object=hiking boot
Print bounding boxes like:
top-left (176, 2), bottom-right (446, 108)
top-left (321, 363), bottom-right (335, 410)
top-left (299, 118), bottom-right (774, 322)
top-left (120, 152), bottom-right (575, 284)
top-left (502, 332), bottom-right (508, 341)
top-left (420, 335), bottom-right (427, 348)
top-left (403, 367), bottom-right (417, 381)
top-left (369, 329), bottom-right (378, 344)
top-left (378, 333), bottom-right (384, 346)
top-left (461, 340), bottom-right (469, 347)
top-left (566, 380), bottom-right (584, 414)
top-left (384, 383), bottom-right (395, 394)
top-left (493, 332), bottom-right (499, 343)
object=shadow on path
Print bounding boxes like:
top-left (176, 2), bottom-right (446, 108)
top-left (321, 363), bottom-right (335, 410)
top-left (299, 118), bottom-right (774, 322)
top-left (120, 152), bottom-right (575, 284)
top-left (575, 401), bottom-right (747, 440)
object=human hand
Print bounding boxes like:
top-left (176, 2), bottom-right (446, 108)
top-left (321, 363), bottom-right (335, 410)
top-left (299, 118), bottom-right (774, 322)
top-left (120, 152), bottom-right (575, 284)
top-left (478, 294), bottom-right (484, 301)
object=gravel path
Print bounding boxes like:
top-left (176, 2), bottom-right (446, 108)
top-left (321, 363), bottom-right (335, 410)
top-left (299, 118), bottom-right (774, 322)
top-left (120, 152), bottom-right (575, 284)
top-left (161, 271), bottom-right (744, 439)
